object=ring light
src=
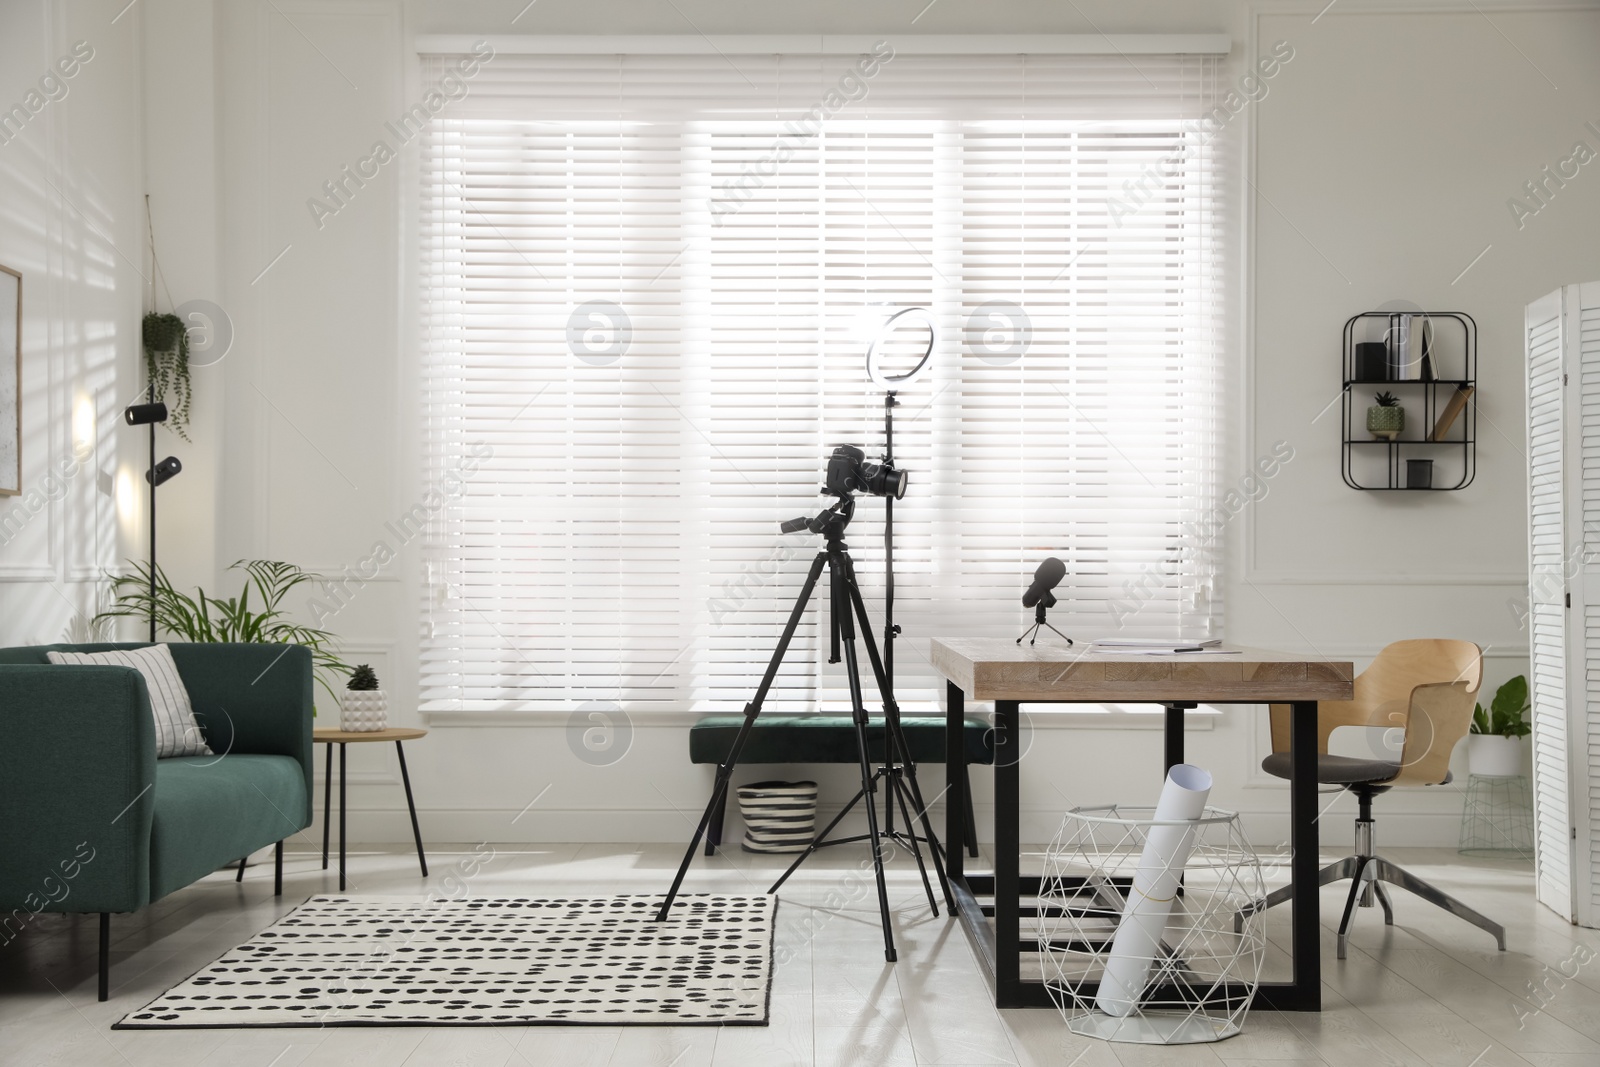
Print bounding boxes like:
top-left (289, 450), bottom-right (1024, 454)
top-left (865, 306), bottom-right (937, 389)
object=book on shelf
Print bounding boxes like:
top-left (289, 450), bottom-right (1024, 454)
top-left (1427, 385), bottom-right (1474, 442)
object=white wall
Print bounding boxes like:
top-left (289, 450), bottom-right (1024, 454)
top-left (71, 0), bottom-right (1600, 850)
top-left (0, 1), bottom-right (147, 645)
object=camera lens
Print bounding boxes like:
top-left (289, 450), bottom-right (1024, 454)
top-left (862, 462), bottom-right (908, 501)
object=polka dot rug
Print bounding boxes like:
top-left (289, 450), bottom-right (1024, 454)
top-left (114, 894), bottom-right (774, 1028)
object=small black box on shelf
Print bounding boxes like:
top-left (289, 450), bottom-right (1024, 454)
top-left (1354, 342), bottom-right (1387, 381)
top-left (1406, 459), bottom-right (1434, 489)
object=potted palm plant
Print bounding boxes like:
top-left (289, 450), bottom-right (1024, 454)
top-left (1468, 674), bottom-right (1529, 777)
top-left (97, 559), bottom-right (351, 709)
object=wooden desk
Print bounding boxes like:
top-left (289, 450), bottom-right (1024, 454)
top-left (930, 639), bottom-right (1353, 1012)
top-left (313, 727), bottom-right (429, 891)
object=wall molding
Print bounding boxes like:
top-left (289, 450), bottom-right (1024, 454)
top-left (1243, 572), bottom-right (1527, 586)
top-left (0, 565), bottom-right (62, 580)
top-left (415, 34), bottom-right (1234, 56)
top-left (1238, 0), bottom-right (1542, 591)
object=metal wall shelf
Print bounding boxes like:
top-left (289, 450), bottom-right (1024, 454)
top-left (1340, 312), bottom-right (1477, 491)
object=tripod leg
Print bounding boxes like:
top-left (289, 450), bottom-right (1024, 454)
top-left (834, 564), bottom-right (897, 963)
top-left (844, 565), bottom-right (954, 912)
top-left (657, 550), bottom-right (829, 922)
top-left (891, 770), bottom-right (940, 916)
top-left (769, 784), bottom-right (869, 894)
top-left (1042, 621), bottom-right (1073, 645)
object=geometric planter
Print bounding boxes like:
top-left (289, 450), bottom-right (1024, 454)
top-left (339, 689), bottom-right (388, 732)
top-left (1366, 405), bottom-right (1404, 441)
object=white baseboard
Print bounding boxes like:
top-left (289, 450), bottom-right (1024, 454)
top-left (313, 803), bottom-right (1480, 850)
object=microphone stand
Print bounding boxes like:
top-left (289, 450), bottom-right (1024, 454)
top-left (1017, 591), bottom-right (1073, 646)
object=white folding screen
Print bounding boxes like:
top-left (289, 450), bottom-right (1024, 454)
top-left (1527, 288), bottom-right (1572, 921)
top-left (418, 49), bottom-right (1223, 718)
top-left (1525, 281), bottom-right (1600, 927)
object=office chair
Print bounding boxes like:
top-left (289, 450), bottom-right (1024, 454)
top-left (1236, 639), bottom-right (1506, 959)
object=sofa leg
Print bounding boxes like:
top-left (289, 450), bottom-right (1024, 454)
top-left (236, 856), bottom-right (246, 882)
top-left (98, 913), bottom-right (109, 1002)
top-left (275, 840), bottom-right (284, 896)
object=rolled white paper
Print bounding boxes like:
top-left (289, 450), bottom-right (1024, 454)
top-left (1095, 763), bottom-right (1213, 1018)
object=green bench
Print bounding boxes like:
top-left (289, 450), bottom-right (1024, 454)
top-left (688, 714), bottom-right (994, 857)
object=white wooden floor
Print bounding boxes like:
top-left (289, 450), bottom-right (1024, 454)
top-left (0, 842), bottom-right (1594, 1066)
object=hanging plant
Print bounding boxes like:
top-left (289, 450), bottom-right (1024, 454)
top-left (142, 311), bottom-right (192, 441)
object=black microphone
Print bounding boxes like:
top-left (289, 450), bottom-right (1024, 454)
top-left (1022, 557), bottom-right (1065, 608)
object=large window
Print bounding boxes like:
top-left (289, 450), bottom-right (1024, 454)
top-left (419, 49), bottom-right (1223, 717)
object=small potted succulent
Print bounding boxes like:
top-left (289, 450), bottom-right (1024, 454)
top-left (1468, 674), bottom-right (1529, 777)
top-left (1367, 390), bottom-right (1404, 440)
top-left (340, 663), bottom-right (388, 732)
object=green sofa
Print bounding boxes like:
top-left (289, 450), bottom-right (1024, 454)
top-left (0, 642), bottom-right (314, 1000)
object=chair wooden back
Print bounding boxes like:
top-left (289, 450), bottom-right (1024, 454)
top-left (1268, 639), bottom-right (1482, 786)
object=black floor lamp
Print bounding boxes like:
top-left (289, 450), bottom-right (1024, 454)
top-left (124, 398), bottom-right (181, 641)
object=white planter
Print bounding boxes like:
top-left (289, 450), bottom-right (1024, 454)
top-left (340, 689), bottom-right (388, 732)
top-left (1469, 734), bottom-right (1523, 777)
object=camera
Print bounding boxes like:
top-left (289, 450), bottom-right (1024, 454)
top-left (825, 444), bottom-right (908, 501)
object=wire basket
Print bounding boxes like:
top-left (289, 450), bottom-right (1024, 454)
top-left (1037, 805), bottom-right (1267, 1045)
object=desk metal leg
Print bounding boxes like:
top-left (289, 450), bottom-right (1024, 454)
top-left (396, 740), bottom-right (429, 877)
top-left (1163, 703), bottom-right (1187, 772)
top-left (339, 742), bottom-right (347, 892)
top-left (994, 699), bottom-right (1022, 1004)
top-left (1289, 700), bottom-right (1322, 1011)
top-left (945, 681), bottom-right (965, 882)
top-left (322, 742), bottom-right (332, 870)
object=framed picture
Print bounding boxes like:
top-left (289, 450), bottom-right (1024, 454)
top-left (0, 264), bottom-right (18, 496)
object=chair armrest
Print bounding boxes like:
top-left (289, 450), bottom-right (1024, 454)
top-left (167, 643), bottom-right (315, 826)
top-left (1394, 680), bottom-right (1474, 785)
top-left (1267, 697), bottom-right (1373, 755)
top-left (0, 666), bottom-right (156, 916)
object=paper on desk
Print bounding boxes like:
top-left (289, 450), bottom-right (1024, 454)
top-left (1092, 637), bottom-right (1221, 647)
top-left (1091, 646), bottom-right (1240, 655)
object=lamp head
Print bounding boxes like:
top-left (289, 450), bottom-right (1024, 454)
top-left (865, 306), bottom-right (936, 390)
top-left (146, 456), bottom-right (182, 486)
top-left (124, 402), bottom-right (169, 426)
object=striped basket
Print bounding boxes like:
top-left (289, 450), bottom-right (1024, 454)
top-left (738, 780), bottom-right (819, 854)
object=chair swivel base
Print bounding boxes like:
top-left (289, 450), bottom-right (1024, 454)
top-left (1236, 852), bottom-right (1506, 959)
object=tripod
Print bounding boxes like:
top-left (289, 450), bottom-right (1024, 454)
top-left (655, 495), bottom-right (952, 962)
top-left (1017, 591), bottom-right (1073, 646)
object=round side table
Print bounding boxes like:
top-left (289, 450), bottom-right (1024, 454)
top-left (314, 727), bottom-right (429, 890)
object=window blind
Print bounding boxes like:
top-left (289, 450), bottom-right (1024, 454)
top-left (418, 50), bottom-right (1223, 717)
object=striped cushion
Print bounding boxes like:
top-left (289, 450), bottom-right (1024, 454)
top-left (47, 644), bottom-right (211, 758)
